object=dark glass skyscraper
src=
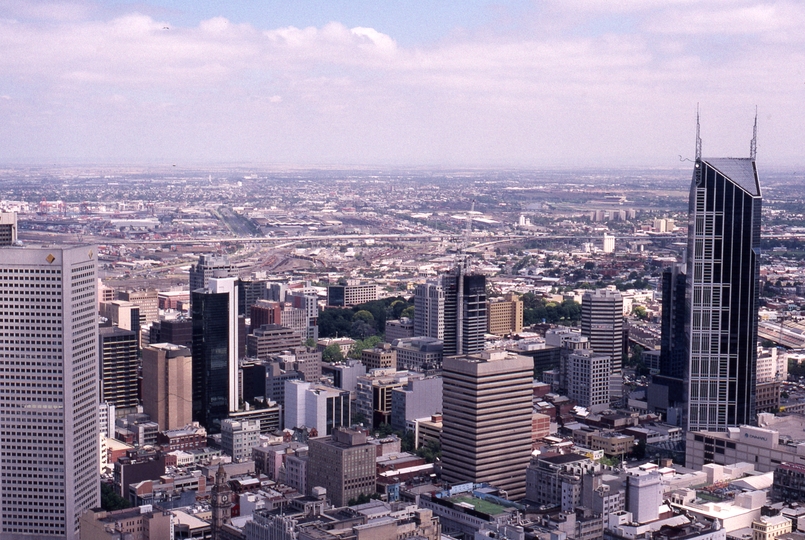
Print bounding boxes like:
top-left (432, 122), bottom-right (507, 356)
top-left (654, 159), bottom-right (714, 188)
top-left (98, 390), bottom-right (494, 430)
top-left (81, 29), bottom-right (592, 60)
top-left (414, 265), bottom-right (487, 356)
top-left (192, 277), bottom-right (239, 434)
top-left (649, 264), bottom-right (688, 424)
top-left (685, 145), bottom-right (762, 431)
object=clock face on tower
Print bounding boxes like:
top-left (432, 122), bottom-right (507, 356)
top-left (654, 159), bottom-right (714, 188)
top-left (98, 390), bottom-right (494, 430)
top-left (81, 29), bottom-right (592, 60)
top-left (221, 495), bottom-right (228, 503)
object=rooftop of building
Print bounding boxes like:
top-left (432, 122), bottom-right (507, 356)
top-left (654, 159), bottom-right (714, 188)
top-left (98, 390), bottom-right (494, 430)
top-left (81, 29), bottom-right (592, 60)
top-left (539, 452), bottom-right (590, 465)
top-left (447, 495), bottom-right (510, 516)
top-left (703, 157), bottom-right (760, 197)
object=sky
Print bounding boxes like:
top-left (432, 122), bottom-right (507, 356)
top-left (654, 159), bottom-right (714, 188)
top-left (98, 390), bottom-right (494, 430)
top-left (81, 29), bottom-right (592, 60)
top-left (0, 0), bottom-right (803, 168)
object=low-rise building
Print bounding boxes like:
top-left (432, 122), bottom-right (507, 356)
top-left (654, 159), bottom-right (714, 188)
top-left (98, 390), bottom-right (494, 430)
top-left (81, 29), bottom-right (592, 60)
top-left (79, 506), bottom-right (173, 540)
top-left (686, 417), bottom-right (805, 473)
top-left (392, 336), bottom-right (443, 372)
top-left (247, 324), bottom-right (302, 359)
top-left (752, 515), bottom-right (792, 540)
top-left (326, 284), bottom-right (379, 307)
top-left (525, 453), bottom-right (597, 511)
top-left (156, 423), bottom-right (207, 452)
top-left (361, 344), bottom-right (397, 370)
top-left (385, 318), bottom-right (414, 342)
top-left (221, 419), bottom-right (261, 463)
top-left (317, 337), bottom-right (356, 358)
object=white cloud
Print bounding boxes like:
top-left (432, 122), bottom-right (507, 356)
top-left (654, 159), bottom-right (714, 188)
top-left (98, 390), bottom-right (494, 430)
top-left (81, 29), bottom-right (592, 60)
top-left (0, 4), bottom-right (802, 166)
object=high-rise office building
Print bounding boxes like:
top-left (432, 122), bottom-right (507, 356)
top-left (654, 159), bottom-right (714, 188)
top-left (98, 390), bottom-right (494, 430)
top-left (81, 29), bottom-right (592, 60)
top-left (149, 317), bottom-right (193, 349)
top-left (0, 212), bottom-right (17, 245)
top-left (246, 324), bottom-right (302, 359)
top-left (580, 289), bottom-right (624, 373)
top-left (284, 380), bottom-right (351, 436)
top-left (0, 245), bottom-right (100, 538)
top-left (326, 283), bottom-right (379, 307)
top-left (237, 277), bottom-right (269, 318)
top-left (117, 289), bottom-right (159, 325)
top-left (99, 325), bottom-right (139, 414)
top-left (413, 281), bottom-right (444, 340)
top-left (287, 292), bottom-right (319, 342)
top-left (250, 299), bottom-right (282, 330)
top-left (487, 292), bottom-right (524, 336)
top-left (414, 266), bottom-right (487, 356)
top-left (189, 254), bottom-right (235, 294)
top-left (307, 428), bottom-right (376, 507)
top-left (100, 300), bottom-right (141, 339)
top-left (192, 277), bottom-right (239, 433)
top-left (648, 264), bottom-right (688, 425)
top-left (142, 343), bottom-right (193, 431)
top-left (441, 350), bottom-right (533, 500)
top-left (686, 120), bottom-right (762, 432)
top-left (567, 349), bottom-right (610, 411)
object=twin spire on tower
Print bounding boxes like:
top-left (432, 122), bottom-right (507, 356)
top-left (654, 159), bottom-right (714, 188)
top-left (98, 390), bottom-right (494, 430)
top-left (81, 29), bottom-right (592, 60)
top-left (694, 106), bottom-right (758, 160)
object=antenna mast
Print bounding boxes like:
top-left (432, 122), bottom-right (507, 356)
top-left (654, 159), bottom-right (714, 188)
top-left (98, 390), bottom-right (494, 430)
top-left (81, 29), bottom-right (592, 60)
top-left (695, 104), bottom-right (702, 161)
top-left (750, 107), bottom-right (758, 160)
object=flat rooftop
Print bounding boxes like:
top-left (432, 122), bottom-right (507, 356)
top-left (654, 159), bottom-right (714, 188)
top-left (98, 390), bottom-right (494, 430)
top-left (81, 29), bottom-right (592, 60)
top-left (448, 495), bottom-right (509, 516)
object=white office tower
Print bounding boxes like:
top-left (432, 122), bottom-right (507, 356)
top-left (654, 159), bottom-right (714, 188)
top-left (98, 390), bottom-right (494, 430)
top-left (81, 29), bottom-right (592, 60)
top-left (0, 246), bottom-right (100, 539)
top-left (626, 470), bottom-right (662, 523)
top-left (568, 349), bottom-right (611, 412)
top-left (581, 289), bottom-right (624, 373)
top-left (603, 233), bottom-right (615, 253)
top-left (413, 281), bottom-right (444, 340)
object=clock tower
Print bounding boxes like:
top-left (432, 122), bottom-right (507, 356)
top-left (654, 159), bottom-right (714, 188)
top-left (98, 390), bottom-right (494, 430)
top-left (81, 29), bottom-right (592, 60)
top-left (210, 463), bottom-right (233, 539)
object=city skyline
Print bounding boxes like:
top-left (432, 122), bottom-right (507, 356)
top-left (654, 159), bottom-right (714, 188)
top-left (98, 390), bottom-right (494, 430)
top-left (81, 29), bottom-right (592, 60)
top-left (1, 1), bottom-right (803, 167)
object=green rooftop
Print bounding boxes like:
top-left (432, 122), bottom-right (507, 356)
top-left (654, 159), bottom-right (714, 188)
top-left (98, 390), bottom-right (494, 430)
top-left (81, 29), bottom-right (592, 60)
top-left (448, 495), bottom-right (509, 516)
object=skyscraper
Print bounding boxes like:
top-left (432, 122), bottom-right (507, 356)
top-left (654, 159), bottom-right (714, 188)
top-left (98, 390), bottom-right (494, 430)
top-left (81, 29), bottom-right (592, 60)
top-left (414, 266), bottom-right (487, 356)
top-left (0, 212), bottom-right (17, 245)
top-left (441, 350), bottom-right (533, 500)
top-left (188, 254), bottom-right (234, 300)
top-left (100, 325), bottom-right (139, 414)
top-left (192, 277), bottom-right (239, 433)
top-left (580, 289), bottom-right (624, 373)
top-left (567, 349), bottom-right (611, 411)
top-left (0, 245), bottom-right (100, 539)
top-left (413, 281), bottom-right (444, 340)
top-left (648, 264), bottom-right (688, 425)
top-left (142, 343), bottom-right (193, 431)
top-left (686, 118), bottom-right (762, 432)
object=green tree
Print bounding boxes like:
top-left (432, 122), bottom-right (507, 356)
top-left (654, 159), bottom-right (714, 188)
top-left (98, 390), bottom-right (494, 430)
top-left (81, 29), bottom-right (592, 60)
top-left (350, 319), bottom-right (375, 340)
top-left (322, 344), bottom-right (345, 363)
top-left (401, 306), bottom-right (414, 319)
top-left (318, 308), bottom-right (354, 338)
top-left (101, 482), bottom-right (131, 511)
top-left (304, 337), bottom-right (316, 348)
top-left (416, 439), bottom-right (441, 463)
top-left (352, 411), bottom-right (369, 425)
top-left (632, 439), bottom-right (647, 460)
top-left (632, 305), bottom-right (648, 320)
top-left (400, 430), bottom-right (415, 452)
top-left (354, 310), bottom-right (375, 324)
top-left (349, 335), bottom-right (383, 359)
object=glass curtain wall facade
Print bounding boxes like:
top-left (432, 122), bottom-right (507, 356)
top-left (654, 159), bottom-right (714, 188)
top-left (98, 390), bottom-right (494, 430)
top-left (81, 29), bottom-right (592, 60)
top-left (192, 291), bottom-right (231, 433)
top-left (686, 157), bottom-right (761, 432)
